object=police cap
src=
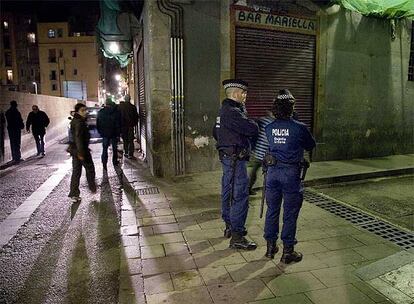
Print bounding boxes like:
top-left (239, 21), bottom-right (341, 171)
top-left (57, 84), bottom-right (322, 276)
top-left (222, 79), bottom-right (248, 91)
top-left (276, 89), bottom-right (295, 103)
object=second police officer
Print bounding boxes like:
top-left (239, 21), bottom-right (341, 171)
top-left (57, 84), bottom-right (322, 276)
top-left (263, 89), bottom-right (316, 264)
top-left (213, 79), bottom-right (259, 250)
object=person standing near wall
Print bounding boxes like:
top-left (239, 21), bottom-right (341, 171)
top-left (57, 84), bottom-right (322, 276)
top-left (213, 79), bottom-right (259, 251)
top-left (97, 98), bottom-right (121, 170)
top-left (263, 89), bottom-right (315, 264)
top-left (26, 105), bottom-right (50, 157)
top-left (118, 94), bottom-right (139, 159)
top-left (68, 103), bottom-right (97, 203)
top-left (5, 100), bottom-right (24, 163)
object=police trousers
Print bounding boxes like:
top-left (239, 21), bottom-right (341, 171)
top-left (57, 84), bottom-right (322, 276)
top-left (263, 164), bottom-right (303, 246)
top-left (221, 158), bottom-right (249, 234)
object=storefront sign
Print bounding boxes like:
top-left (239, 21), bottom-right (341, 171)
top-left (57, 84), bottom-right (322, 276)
top-left (235, 9), bottom-right (317, 34)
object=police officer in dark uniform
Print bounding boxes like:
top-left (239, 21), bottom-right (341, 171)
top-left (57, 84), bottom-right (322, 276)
top-left (213, 79), bottom-right (259, 250)
top-left (263, 89), bottom-right (316, 264)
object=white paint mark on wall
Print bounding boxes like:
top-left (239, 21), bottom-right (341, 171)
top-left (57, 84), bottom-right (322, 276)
top-left (203, 114), bottom-right (208, 122)
top-left (365, 129), bottom-right (371, 138)
top-left (194, 136), bottom-right (209, 149)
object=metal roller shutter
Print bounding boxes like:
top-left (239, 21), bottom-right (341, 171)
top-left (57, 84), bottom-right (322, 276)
top-left (235, 26), bottom-right (316, 130)
top-left (137, 44), bottom-right (147, 157)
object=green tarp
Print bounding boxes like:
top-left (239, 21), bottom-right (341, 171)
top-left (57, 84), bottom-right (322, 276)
top-left (333, 0), bottom-right (414, 19)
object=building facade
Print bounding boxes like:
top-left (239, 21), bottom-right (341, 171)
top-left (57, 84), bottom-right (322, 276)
top-left (128, 0), bottom-right (413, 177)
top-left (37, 22), bottom-right (100, 102)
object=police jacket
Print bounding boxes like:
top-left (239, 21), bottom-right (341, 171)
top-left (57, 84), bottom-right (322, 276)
top-left (26, 111), bottom-right (50, 135)
top-left (97, 105), bottom-right (121, 138)
top-left (265, 118), bottom-right (315, 164)
top-left (70, 113), bottom-right (90, 157)
top-left (5, 107), bottom-right (24, 131)
top-left (118, 101), bottom-right (139, 131)
top-left (213, 98), bottom-right (258, 154)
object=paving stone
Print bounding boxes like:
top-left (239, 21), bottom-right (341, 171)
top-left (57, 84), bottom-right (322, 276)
top-left (164, 242), bottom-right (189, 256)
top-left (142, 215), bottom-right (177, 226)
top-left (295, 240), bottom-right (330, 255)
top-left (306, 284), bottom-right (376, 304)
top-left (263, 271), bottom-right (325, 296)
top-left (187, 240), bottom-right (215, 254)
top-left (184, 228), bottom-right (222, 241)
top-left (240, 246), bottom-right (272, 262)
top-left (198, 266), bottom-right (233, 285)
top-left (141, 245), bottom-right (165, 259)
top-left (152, 223), bottom-right (180, 234)
top-left (197, 219), bottom-right (223, 229)
top-left (314, 248), bottom-right (366, 267)
top-left (352, 281), bottom-right (390, 303)
top-left (311, 265), bottom-right (362, 287)
top-left (119, 274), bottom-right (144, 295)
top-left (144, 273), bottom-right (174, 295)
top-left (154, 208), bottom-right (174, 216)
top-left (124, 245), bottom-right (141, 259)
top-left (318, 235), bottom-right (364, 250)
top-left (142, 254), bottom-right (196, 276)
top-left (140, 232), bottom-right (184, 246)
top-left (193, 250), bottom-right (246, 268)
top-left (146, 286), bottom-right (213, 304)
top-left (122, 235), bottom-right (140, 247)
top-left (296, 228), bottom-right (330, 242)
top-left (207, 279), bottom-right (274, 304)
top-left (351, 233), bottom-right (390, 245)
top-left (225, 260), bottom-right (282, 282)
top-left (323, 225), bottom-right (363, 237)
top-left (209, 238), bottom-right (232, 251)
top-left (281, 253), bottom-right (329, 274)
top-left (353, 244), bottom-right (401, 260)
top-left (139, 226), bottom-right (154, 236)
top-left (171, 269), bottom-right (204, 290)
top-left (379, 262), bottom-right (414, 298)
top-left (177, 221), bottom-right (202, 231)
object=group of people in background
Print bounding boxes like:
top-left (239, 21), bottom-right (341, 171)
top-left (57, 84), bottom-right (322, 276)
top-left (213, 79), bottom-right (316, 265)
top-left (0, 101), bottom-right (50, 164)
top-left (67, 94), bottom-right (138, 203)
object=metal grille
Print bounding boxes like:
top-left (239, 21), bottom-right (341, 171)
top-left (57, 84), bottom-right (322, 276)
top-left (136, 187), bottom-right (160, 195)
top-left (304, 189), bottom-right (414, 250)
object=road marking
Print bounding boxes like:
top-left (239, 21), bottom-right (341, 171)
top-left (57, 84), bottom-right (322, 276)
top-left (0, 159), bottom-right (72, 248)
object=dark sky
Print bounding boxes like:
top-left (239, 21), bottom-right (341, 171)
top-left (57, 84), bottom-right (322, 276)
top-left (2, 0), bottom-right (100, 22)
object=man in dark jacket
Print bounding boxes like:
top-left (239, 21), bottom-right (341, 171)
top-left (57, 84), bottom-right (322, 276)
top-left (118, 94), bottom-right (138, 159)
top-left (26, 105), bottom-right (50, 156)
top-left (213, 79), bottom-right (259, 251)
top-left (68, 103), bottom-right (96, 202)
top-left (97, 98), bottom-right (121, 170)
top-left (5, 100), bottom-right (24, 162)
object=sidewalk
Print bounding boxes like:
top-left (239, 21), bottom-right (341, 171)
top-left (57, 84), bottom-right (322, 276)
top-left (118, 154), bottom-right (414, 304)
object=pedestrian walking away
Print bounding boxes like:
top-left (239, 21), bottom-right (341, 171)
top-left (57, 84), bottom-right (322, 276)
top-left (248, 112), bottom-right (273, 195)
top-left (26, 105), bottom-right (50, 156)
top-left (97, 97), bottom-right (121, 170)
top-left (118, 94), bottom-right (138, 159)
top-left (67, 103), bottom-right (97, 203)
top-left (213, 79), bottom-right (259, 251)
top-left (263, 89), bottom-right (316, 264)
top-left (5, 100), bottom-right (24, 163)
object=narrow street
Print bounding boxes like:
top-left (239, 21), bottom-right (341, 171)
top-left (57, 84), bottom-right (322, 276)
top-left (0, 141), bottom-right (123, 304)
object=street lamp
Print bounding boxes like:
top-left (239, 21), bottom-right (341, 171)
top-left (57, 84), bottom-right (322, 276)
top-left (109, 42), bottom-right (120, 54)
top-left (114, 74), bottom-right (121, 81)
top-left (32, 82), bottom-right (38, 94)
top-left (103, 89), bottom-right (106, 93)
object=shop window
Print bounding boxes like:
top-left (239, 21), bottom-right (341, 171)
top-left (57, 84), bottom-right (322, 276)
top-left (52, 84), bottom-right (57, 91)
top-left (48, 29), bottom-right (56, 38)
top-left (48, 49), bottom-right (56, 62)
top-left (72, 49), bottom-right (77, 57)
top-left (50, 70), bottom-right (56, 80)
top-left (27, 33), bottom-right (36, 44)
top-left (73, 69), bottom-right (78, 75)
top-left (7, 70), bottom-right (13, 83)
top-left (409, 21), bottom-right (414, 81)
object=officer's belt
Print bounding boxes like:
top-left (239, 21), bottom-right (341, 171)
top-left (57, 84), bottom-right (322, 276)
top-left (263, 154), bottom-right (304, 167)
top-left (219, 148), bottom-right (249, 161)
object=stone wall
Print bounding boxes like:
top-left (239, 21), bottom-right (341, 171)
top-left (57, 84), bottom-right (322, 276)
top-left (0, 89), bottom-right (77, 164)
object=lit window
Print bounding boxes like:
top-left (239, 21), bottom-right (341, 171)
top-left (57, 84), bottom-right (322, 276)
top-left (7, 70), bottom-right (13, 82)
top-left (3, 21), bottom-right (8, 30)
top-left (73, 32), bottom-right (81, 37)
top-left (27, 33), bottom-right (36, 43)
top-left (48, 29), bottom-right (56, 38)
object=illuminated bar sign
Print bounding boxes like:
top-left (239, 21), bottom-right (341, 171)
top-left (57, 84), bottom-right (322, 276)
top-left (236, 9), bottom-right (317, 34)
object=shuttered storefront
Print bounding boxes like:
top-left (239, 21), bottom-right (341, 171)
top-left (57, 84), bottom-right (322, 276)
top-left (235, 26), bottom-right (316, 129)
top-left (137, 43), bottom-right (147, 157)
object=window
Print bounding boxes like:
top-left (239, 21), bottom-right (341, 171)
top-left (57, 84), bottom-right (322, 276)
top-left (48, 29), bottom-right (56, 38)
top-left (27, 33), bottom-right (36, 43)
top-left (7, 70), bottom-right (13, 83)
top-left (73, 32), bottom-right (81, 37)
top-left (73, 69), bottom-right (78, 75)
top-left (59, 49), bottom-right (63, 57)
top-left (57, 28), bottom-right (63, 37)
top-left (60, 69), bottom-right (64, 75)
top-left (52, 84), bottom-right (57, 91)
top-left (409, 21), bottom-right (414, 81)
top-left (3, 21), bottom-right (8, 30)
top-left (72, 49), bottom-right (77, 57)
top-left (5, 52), bottom-right (12, 66)
top-left (3, 36), bottom-right (10, 49)
top-left (48, 49), bottom-right (56, 62)
top-left (31, 68), bottom-right (34, 76)
top-left (50, 70), bottom-right (56, 80)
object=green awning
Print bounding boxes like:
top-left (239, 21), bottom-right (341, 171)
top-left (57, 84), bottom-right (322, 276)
top-left (333, 0), bottom-right (414, 19)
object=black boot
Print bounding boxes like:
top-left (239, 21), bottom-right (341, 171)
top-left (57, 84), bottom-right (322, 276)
top-left (280, 245), bottom-right (303, 264)
top-left (229, 233), bottom-right (257, 250)
top-left (265, 240), bottom-right (278, 259)
top-left (223, 224), bottom-right (232, 238)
